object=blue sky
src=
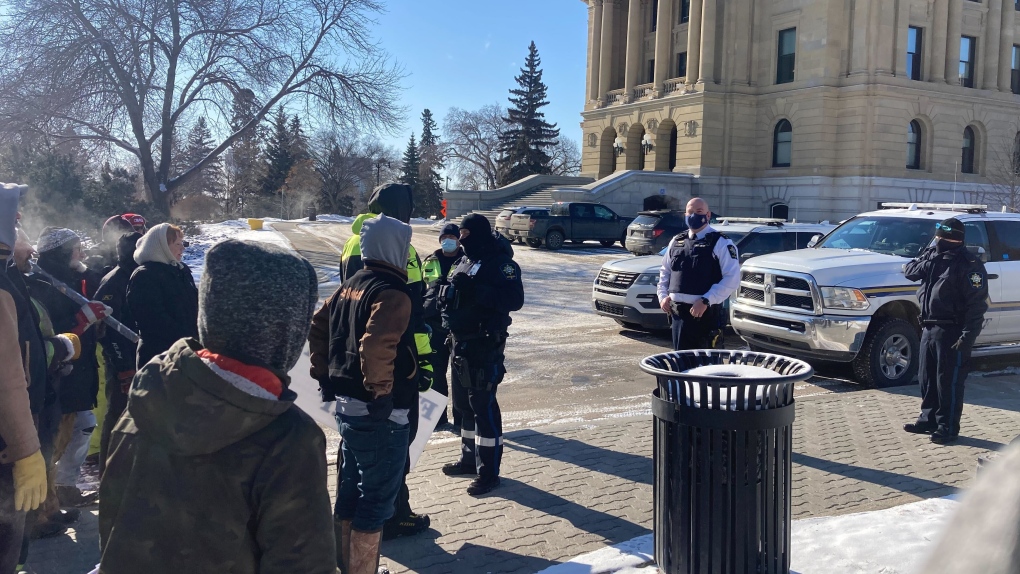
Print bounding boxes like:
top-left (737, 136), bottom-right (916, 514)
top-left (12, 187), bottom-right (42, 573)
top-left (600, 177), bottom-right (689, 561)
top-left (368, 0), bottom-right (588, 150)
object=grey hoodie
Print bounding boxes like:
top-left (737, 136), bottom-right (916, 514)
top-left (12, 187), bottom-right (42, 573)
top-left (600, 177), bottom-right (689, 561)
top-left (360, 213), bottom-right (412, 270)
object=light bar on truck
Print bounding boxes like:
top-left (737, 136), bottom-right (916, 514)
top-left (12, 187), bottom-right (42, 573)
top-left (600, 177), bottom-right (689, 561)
top-left (879, 202), bottom-right (987, 212)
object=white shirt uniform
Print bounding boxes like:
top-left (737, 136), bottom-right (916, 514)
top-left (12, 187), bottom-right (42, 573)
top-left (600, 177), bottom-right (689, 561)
top-left (656, 225), bottom-right (741, 306)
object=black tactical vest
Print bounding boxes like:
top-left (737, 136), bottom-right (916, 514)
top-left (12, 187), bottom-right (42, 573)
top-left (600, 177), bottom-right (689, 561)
top-left (667, 232), bottom-right (724, 296)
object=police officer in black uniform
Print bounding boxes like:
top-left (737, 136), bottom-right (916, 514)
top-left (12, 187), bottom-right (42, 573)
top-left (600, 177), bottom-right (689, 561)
top-left (439, 214), bottom-right (524, 496)
top-left (903, 217), bottom-right (988, 444)
top-left (656, 198), bottom-right (741, 351)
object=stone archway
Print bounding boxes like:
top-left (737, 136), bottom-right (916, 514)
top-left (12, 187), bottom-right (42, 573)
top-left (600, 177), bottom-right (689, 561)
top-left (598, 126), bottom-right (618, 179)
top-left (653, 119), bottom-right (679, 172)
top-left (624, 123), bottom-right (646, 171)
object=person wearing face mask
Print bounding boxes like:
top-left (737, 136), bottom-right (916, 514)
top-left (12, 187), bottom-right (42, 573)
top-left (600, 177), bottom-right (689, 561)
top-left (127, 223), bottom-right (198, 370)
top-left (32, 227), bottom-right (107, 508)
top-left (655, 197), bottom-right (741, 351)
top-left (440, 214), bottom-right (524, 496)
top-left (902, 217), bottom-right (988, 445)
top-left (422, 223), bottom-right (464, 430)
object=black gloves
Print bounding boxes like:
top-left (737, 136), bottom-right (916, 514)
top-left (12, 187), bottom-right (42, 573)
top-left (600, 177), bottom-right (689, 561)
top-left (367, 394), bottom-right (394, 422)
top-left (418, 358), bottom-right (434, 392)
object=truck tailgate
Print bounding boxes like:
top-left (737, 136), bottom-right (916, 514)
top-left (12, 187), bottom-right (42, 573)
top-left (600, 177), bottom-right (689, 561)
top-left (508, 214), bottom-right (535, 236)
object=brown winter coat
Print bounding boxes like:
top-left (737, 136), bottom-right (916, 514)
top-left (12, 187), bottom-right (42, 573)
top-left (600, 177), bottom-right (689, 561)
top-left (0, 285), bottom-right (40, 464)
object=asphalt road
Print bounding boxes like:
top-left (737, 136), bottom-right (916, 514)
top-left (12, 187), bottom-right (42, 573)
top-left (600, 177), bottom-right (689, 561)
top-left (272, 220), bottom-right (868, 432)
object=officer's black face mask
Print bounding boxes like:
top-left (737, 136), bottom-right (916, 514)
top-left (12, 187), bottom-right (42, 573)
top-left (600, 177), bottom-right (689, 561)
top-left (935, 238), bottom-right (962, 253)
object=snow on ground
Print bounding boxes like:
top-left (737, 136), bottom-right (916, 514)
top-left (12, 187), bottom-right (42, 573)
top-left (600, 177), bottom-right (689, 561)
top-left (182, 219), bottom-right (293, 282)
top-left (538, 497), bottom-right (959, 574)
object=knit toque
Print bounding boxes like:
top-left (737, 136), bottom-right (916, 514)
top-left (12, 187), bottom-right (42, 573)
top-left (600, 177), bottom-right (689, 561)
top-left (198, 239), bottom-right (318, 375)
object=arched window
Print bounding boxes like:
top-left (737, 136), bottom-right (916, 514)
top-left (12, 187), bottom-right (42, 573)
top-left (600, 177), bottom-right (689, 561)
top-left (906, 120), bottom-right (922, 170)
top-left (770, 203), bottom-right (790, 220)
top-left (772, 120), bottom-right (792, 168)
top-left (962, 126), bottom-right (976, 174)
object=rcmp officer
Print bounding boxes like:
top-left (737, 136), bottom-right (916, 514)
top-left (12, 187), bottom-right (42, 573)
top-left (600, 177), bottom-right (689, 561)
top-left (656, 198), bottom-right (741, 351)
top-left (439, 214), bottom-right (523, 496)
top-left (903, 217), bottom-right (988, 445)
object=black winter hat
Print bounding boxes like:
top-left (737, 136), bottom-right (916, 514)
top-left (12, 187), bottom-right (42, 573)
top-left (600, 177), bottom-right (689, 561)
top-left (935, 217), bottom-right (965, 241)
top-left (460, 213), bottom-right (491, 236)
top-left (198, 239), bottom-right (318, 376)
top-left (440, 223), bottom-right (460, 240)
top-left (368, 183), bottom-right (414, 223)
top-left (117, 232), bottom-right (143, 268)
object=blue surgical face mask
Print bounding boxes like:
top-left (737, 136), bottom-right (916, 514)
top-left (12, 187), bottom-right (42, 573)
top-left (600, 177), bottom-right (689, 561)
top-left (686, 213), bottom-right (709, 231)
top-left (441, 238), bottom-right (459, 253)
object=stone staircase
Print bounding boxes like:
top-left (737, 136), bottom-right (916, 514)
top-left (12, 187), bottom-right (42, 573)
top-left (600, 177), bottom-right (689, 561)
top-left (446, 184), bottom-right (558, 228)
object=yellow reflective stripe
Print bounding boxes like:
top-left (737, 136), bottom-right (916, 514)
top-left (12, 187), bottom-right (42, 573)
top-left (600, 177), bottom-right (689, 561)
top-left (415, 332), bottom-right (433, 356)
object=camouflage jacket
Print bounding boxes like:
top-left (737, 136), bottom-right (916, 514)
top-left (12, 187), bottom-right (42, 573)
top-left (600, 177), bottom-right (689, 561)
top-left (98, 339), bottom-right (337, 574)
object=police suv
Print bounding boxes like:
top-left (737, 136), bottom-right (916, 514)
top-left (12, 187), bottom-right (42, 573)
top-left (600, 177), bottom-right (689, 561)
top-left (730, 203), bottom-right (1020, 387)
top-left (592, 219), bottom-right (835, 330)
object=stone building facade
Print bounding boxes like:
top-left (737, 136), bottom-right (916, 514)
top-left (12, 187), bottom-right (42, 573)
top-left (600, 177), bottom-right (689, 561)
top-left (578, 0), bottom-right (1020, 220)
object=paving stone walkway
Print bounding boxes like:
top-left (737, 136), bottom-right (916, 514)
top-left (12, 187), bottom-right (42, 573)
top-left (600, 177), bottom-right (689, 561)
top-left (25, 375), bottom-right (1020, 574)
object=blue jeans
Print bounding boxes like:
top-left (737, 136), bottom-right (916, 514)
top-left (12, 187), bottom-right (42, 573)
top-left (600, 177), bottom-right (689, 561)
top-left (334, 414), bottom-right (409, 531)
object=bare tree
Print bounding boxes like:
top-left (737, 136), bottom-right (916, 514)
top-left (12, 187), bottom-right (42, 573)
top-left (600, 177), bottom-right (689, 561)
top-left (987, 125), bottom-right (1020, 213)
top-left (443, 105), bottom-right (506, 190)
top-left (548, 137), bottom-right (581, 177)
top-left (313, 131), bottom-right (397, 215)
top-left (0, 0), bottom-right (403, 213)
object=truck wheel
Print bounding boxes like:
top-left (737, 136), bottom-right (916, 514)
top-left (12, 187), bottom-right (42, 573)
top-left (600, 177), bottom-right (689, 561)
top-left (600, 239), bottom-right (616, 247)
top-left (546, 230), bottom-right (565, 250)
top-left (851, 317), bottom-right (919, 388)
top-left (526, 238), bottom-right (542, 248)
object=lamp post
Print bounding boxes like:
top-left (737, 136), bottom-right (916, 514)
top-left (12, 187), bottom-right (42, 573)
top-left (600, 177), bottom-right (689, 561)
top-left (613, 137), bottom-right (625, 156)
top-left (642, 133), bottom-right (654, 155)
top-left (375, 158), bottom-right (390, 187)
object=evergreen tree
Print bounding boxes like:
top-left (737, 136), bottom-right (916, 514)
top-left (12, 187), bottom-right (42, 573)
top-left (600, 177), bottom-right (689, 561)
top-left (179, 116), bottom-right (223, 200)
top-left (227, 89), bottom-right (265, 217)
top-left (400, 132), bottom-right (421, 200)
top-left (417, 109), bottom-right (444, 218)
top-left (288, 115), bottom-right (309, 163)
top-left (261, 106), bottom-right (294, 198)
top-left (497, 41), bottom-right (560, 185)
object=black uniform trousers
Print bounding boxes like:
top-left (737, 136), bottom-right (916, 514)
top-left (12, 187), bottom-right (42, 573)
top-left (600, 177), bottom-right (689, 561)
top-left (428, 328), bottom-right (459, 427)
top-left (670, 302), bottom-right (722, 351)
top-left (451, 355), bottom-right (503, 480)
top-left (916, 325), bottom-right (970, 435)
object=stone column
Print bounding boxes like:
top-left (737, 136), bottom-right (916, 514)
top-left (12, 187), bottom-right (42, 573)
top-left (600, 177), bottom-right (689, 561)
top-left (653, 0), bottom-right (673, 93)
top-left (945, 0), bottom-right (962, 84)
top-left (686, 0), bottom-right (703, 87)
top-left (598, 0), bottom-right (617, 101)
top-left (589, 0), bottom-right (604, 101)
top-left (894, 0), bottom-right (910, 77)
top-left (998, 0), bottom-right (1015, 92)
top-left (985, 0), bottom-right (1003, 89)
top-left (698, 0), bottom-right (717, 83)
top-left (930, 0), bottom-right (948, 83)
top-left (850, 0), bottom-right (871, 76)
top-left (624, 0), bottom-right (643, 100)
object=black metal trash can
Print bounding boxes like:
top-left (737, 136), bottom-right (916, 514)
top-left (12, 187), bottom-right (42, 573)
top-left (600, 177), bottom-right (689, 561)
top-left (640, 350), bottom-right (813, 574)
top-left (305, 206), bottom-right (317, 221)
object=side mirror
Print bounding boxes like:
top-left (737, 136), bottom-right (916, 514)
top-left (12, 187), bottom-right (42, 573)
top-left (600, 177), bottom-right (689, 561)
top-left (806, 234), bottom-right (822, 248)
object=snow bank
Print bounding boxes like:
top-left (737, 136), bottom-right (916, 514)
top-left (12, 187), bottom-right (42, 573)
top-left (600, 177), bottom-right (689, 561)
top-left (182, 219), bottom-right (293, 282)
top-left (539, 497), bottom-right (959, 574)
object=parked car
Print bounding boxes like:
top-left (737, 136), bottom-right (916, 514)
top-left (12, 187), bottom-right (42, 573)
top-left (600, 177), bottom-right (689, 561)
top-left (625, 210), bottom-right (729, 255)
top-left (730, 203), bottom-right (1020, 387)
top-left (495, 206), bottom-right (549, 243)
top-left (508, 202), bottom-right (633, 250)
top-left (592, 219), bottom-right (835, 330)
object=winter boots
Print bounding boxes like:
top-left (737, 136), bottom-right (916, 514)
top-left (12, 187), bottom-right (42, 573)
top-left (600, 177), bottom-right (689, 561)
top-left (382, 512), bottom-right (430, 540)
top-left (348, 528), bottom-right (390, 574)
top-left (334, 519), bottom-right (352, 573)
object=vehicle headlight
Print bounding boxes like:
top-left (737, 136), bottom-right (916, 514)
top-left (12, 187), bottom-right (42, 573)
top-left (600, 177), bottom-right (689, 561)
top-left (634, 273), bottom-right (659, 285)
top-left (820, 287), bottom-right (870, 310)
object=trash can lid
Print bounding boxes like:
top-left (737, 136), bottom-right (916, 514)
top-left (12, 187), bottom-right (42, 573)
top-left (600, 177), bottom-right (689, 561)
top-left (639, 349), bottom-right (813, 386)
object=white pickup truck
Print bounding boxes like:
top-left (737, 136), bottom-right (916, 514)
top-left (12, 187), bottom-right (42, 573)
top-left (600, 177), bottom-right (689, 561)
top-left (730, 203), bottom-right (1020, 387)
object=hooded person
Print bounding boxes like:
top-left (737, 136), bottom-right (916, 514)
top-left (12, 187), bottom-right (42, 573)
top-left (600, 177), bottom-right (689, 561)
top-left (31, 226), bottom-right (107, 507)
top-left (126, 223), bottom-right (198, 370)
top-left (0, 183), bottom-right (48, 574)
top-left (98, 239), bottom-right (335, 574)
top-left (440, 213), bottom-right (524, 495)
top-left (309, 214), bottom-right (415, 574)
top-left (335, 182), bottom-right (433, 540)
top-left (93, 232), bottom-right (143, 476)
top-left (86, 216), bottom-right (135, 275)
top-left (421, 222), bottom-right (463, 429)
